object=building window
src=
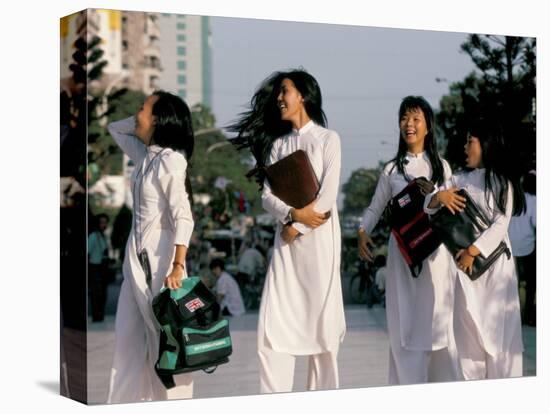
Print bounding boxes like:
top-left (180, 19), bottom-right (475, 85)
top-left (150, 75), bottom-right (159, 90)
top-left (177, 46), bottom-right (186, 56)
top-left (177, 61), bottom-right (186, 70)
top-left (178, 89), bottom-right (187, 99)
top-left (177, 34), bottom-right (186, 42)
top-left (177, 22), bottom-right (186, 30)
top-left (146, 56), bottom-right (160, 69)
top-left (122, 63), bottom-right (129, 69)
top-left (178, 75), bottom-right (187, 85)
top-left (122, 40), bottom-right (128, 51)
top-left (177, 15), bottom-right (186, 19)
top-left (149, 35), bottom-right (158, 46)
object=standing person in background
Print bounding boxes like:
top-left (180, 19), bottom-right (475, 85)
top-left (508, 170), bottom-right (536, 326)
top-left (228, 69), bottom-right (346, 393)
top-left (357, 96), bottom-right (457, 384)
top-left (425, 120), bottom-right (526, 379)
top-left (111, 203), bottom-right (133, 266)
top-left (237, 241), bottom-right (267, 310)
top-left (88, 213), bottom-right (110, 322)
top-left (106, 91), bottom-right (195, 403)
top-left (236, 242), bottom-right (266, 290)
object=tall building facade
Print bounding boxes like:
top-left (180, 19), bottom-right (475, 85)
top-left (158, 14), bottom-right (212, 108)
top-left (61, 9), bottom-right (213, 209)
top-left (61, 10), bottom-right (212, 103)
top-left (120, 11), bottom-right (162, 95)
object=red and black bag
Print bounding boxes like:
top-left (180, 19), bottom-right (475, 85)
top-left (389, 177), bottom-right (442, 278)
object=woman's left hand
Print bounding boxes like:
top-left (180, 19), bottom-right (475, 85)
top-left (455, 249), bottom-right (475, 275)
top-left (164, 266), bottom-right (185, 290)
top-left (281, 224), bottom-right (300, 244)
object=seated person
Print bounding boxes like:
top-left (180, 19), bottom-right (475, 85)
top-left (210, 258), bottom-right (245, 316)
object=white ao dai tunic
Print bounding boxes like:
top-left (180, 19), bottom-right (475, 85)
top-left (106, 116), bottom-right (194, 402)
top-left (426, 169), bottom-right (523, 358)
top-left (259, 120), bottom-right (346, 354)
top-left (361, 152), bottom-right (454, 351)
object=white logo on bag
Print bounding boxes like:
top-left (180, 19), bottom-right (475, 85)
top-left (185, 298), bottom-right (205, 312)
top-left (398, 194), bottom-right (411, 207)
top-left (192, 340), bottom-right (226, 351)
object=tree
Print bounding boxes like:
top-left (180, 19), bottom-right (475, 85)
top-left (191, 103), bottom-right (216, 131)
top-left (437, 35), bottom-right (536, 172)
top-left (184, 104), bottom-right (263, 218)
top-left (342, 167), bottom-right (380, 215)
top-left (90, 89), bottom-right (146, 175)
top-left (437, 72), bottom-right (486, 169)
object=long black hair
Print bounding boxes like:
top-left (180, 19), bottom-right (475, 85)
top-left (151, 90), bottom-right (195, 159)
top-left (227, 69), bottom-right (327, 188)
top-left (388, 96), bottom-right (445, 186)
top-left (468, 119), bottom-right (526, 216)
top-left (150, 90), bottom-right (195, 205)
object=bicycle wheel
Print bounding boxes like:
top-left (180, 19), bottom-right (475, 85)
top-left (349, 274), bottom-right (368, 304)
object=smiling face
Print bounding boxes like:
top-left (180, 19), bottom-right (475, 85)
top-left (276, 78), bottom-right (307, 125)
top-left (134, 94), bottom-right (159, 145)
top-left (465, 134), bottom-right (483, 168)
top-left (399, 107), bottom-right (428, 152)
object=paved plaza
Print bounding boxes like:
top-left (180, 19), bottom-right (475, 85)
top-left (85, 279), bottom-right (536, 404)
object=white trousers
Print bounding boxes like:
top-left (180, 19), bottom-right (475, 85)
top-left (453, 279), bottom-right (523, 379)
top-left (107, 279), bottom-right (194, 403)
top-left (388, 344), bottom-right (459, 385)
top-left (257, 316), bottom-right (339, 393)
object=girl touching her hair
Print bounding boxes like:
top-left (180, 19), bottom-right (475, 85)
top-left (107, 91), bottom-right (195, 402)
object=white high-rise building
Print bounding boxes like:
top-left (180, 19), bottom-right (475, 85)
top-left (120, 11), bottom-right (162, 95)
top-left (158, 14), bottom-right (212, 108)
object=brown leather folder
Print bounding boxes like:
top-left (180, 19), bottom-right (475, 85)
top-left (264, 149), bottom-right (320, 209)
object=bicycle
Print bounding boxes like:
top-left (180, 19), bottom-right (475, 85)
top-left (349, 260), bottom-right (385, 308)
top-left (236, 271), bottom-right (265, 311)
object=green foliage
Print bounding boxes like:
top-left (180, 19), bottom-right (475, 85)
top-left (437, 35), bottom-right (536, 172)
top-left (342, 167), bottom-right (381, 215)
top-left (190, 119), bottom-right (261, 215)
top-left (191, 103), bottom-right (216, 130)
top-left (90, 89), bottom-right (146, 175)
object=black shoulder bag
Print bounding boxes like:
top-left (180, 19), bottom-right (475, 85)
top-left (430, 188), bottom-right (511, 281)
top-left (389, 176), bottom-right (443, 278)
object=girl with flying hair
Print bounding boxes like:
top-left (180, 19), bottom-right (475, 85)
top-left (228, 69), bottom-right (346, 393)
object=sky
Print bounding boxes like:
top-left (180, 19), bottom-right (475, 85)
top-left (209, 16), bottom-right (477, 188)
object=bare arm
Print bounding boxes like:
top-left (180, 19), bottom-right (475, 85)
top-left (165, 244), bottom-right (188, 290)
